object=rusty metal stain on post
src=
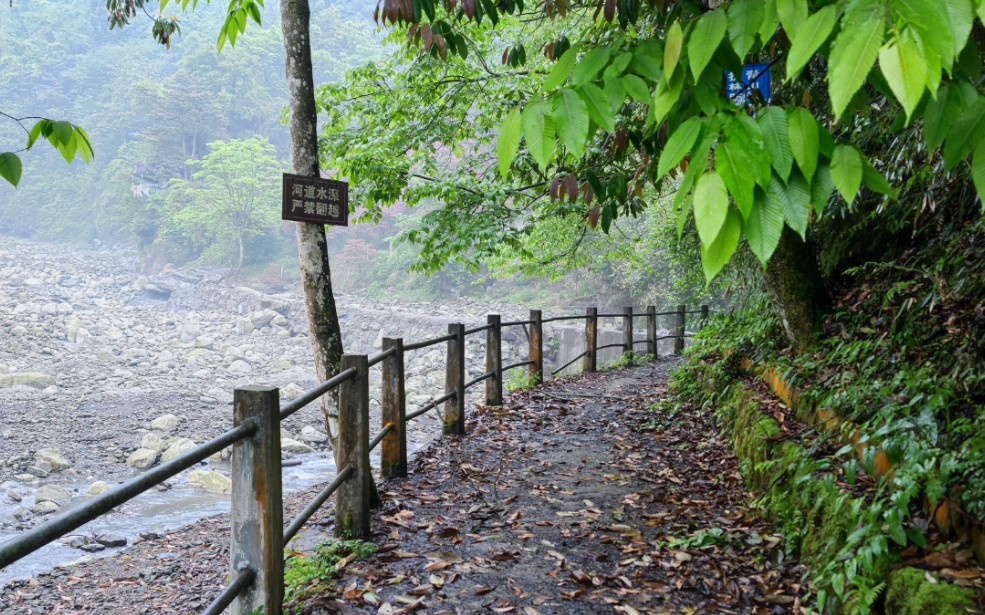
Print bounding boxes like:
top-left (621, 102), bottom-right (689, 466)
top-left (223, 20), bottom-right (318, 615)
top-left (336, 355), bottom-right (371, 538)
top-left (381, 338), bottom-right (407, 479)
top-left (443, 324), bottom-right (466, 435)
top-left (529, 310), bottom-right (543, 384)
top-left (584, 307), bottom-right (598, 373)
top-left (231, 386), bottom-right (283, 615)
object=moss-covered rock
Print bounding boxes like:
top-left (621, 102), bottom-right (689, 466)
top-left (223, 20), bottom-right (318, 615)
top-left (884, 568), bottom-right (975, 615)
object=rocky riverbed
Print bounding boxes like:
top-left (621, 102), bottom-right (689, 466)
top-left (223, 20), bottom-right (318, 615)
top-left (1, 237), bottom-right (646, 591)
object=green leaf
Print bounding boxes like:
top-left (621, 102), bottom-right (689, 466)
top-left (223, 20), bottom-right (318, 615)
top-left (497, 107), bottom-right (521, 178)
top-left (746, 183), bottom-right (784, 263)
top-left (649, 68), bottom-right (684, 128)
top-left (522, 100), bottom-right (555, 171)
top-left (717, 137), bottom-right (755, 220)
top-left (689, 10), bottom-right (728, 80)
top-left (603, 78), bottom-right (624, 113)
top-left (693, 170), bottom-right (729, 245)
top-left (673, 128), bottom-right (718, 219)
top-left (27, 119), bottom-right (51, 150)
top-left (786, 5), bottom-right (838, 81)
top-left (0, 152), bottom-right (23, 187)
top-left (702, 206), bottom-right (741, 282)
top-left (657, 117), bottom-right (702, 180)
top-left (924, 82), bottom-right (976, 150)
top-left (828, 5), bottom-right (885, 118)
top-left (894, 0), bottom-right (954, 72)
top-left (246, 1), bottom-right (262, 24)
top-left (577, 85), bottom-right (615, 133)
top-left (943, 95), bottom-right (985, 169)
top-left (777, 0), bottom-right (807, 38)
top-left (973, 142), bottom-right (985, 207)
top-left (759, 0), bottom-right (780, 45)
top-left (811, 162), bottom-right (834, 218)
top-left (664, 20), bottom-right (683, 79)
top-left (787, 107), bottom-right (819, 182)
top-left (572, 46), bottom-right (611, 85)
top-left (543, 45), bottom-right (579, 91)
top-left (770, 169), bottom-right (811, 238)
top-left (943, 0), bottom-right (975, 62)
top-left (758, 107), bottom-right (793, 181)
top-left (74, 126), bottom-right (94, 164)
top-left (862, 160), bottom-right (894, 196)
top-left (50, 121), bottom-right (74, 147)
top-left (830, 144), bottom-right (863, 204)
top-left (621, 74), bottom-right (650, 104)
top-left (732, 116), bottom-right (772, 187)
top-left (630, 40), bottom-right (663, 81)
top-left (878, 33), bottom-right (928, 123)
top-left (553, 89), bottom-right (590, 158)
top-left (603, 51), bottom-right (633, 81)
top-left (728, 0), bottom-right (765, 59)
top-left (978, 0), bottom-right (985, 22)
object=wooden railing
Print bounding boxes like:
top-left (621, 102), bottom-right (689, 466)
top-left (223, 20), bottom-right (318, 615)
top-left (0, 304), bottom-right (709, 614)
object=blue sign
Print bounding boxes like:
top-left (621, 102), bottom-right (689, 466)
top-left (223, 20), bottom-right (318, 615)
top-left (726, 63), bottom-right (772, 106)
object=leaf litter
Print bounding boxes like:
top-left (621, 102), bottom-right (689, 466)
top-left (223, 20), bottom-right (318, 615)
top-left (294, 361), bottom-right (807, 614)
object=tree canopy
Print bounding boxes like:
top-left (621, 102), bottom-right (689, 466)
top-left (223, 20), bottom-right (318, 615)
top-left (318, 0), bottom-right (985, 284)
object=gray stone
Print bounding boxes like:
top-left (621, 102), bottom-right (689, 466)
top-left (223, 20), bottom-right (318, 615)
top-left (300, 425), bottom-right (328, 444)
top-left (33, 500), bottom-right (61, 514)
top-left (94, 533), bottom-right (127, 548)
top-left (0, 372), bottom-right (56, 388)
top-left (86, 481), bottom-right (112, 496)
top-left (141, 432), bottom-right (167, 452)
top-left (35, 484), bottom-right (72, 504)
top-left (79, 543), bottom-right (106, 553)
top-left (126, 448), bottom-right (159, 470)
top-left (13, 507), bottom-right (32, 520)
top-left (281, 438), bottom-right (315, 455)
top-left (281, 383), bottom-right (305, 399)
top-left (150, 414), bottom-right (181, 433)
top-left (160, 437), bottom-right (197, 463)
top-left (26, 466), bottom-right (49, 478)
top-left (34, 449), bottom-right (72, 472)
top-left (227, 359), bottom-right (251, 376)
top-left (189, 470), bottom-right (232, 494)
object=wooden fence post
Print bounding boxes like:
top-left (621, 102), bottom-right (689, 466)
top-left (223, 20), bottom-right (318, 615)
top-left (646, 305), bottom-right (657, 358)
top-left (675, 305), bottom-right (686, 354)
top-left (584, 307), bottom-right (597, 372)
top-left (381, 338), bottom-right (406, 480)
top-left (444, 324), bottom-right (466, 435)
top-left (485, 314), bottom-right (503, 406)
top-left (336, 354), bottom-right (371, 538)
top-left (231, 387), bottom-right (283, 615)
top-left (623, 306), bottom-right (634, 358)
top-left (529, 310), bottom-right (543, 384)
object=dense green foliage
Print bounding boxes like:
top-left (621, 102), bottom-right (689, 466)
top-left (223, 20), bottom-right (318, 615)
top-left (322, 0), bottom-right (985, 287)
top-left (673, 201), bottom-right (985, 610)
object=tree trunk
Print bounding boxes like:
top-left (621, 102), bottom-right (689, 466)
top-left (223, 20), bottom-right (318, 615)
top-left (763, 226), bottom-right (829, 352)
top-left (237, 232), bottom-right (244, 273)
top-left (279, 0), bottom-right (344, 444)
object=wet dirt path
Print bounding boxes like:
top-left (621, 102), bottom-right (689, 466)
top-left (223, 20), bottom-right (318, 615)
top-left (294, 361), bottom-right (804, 614)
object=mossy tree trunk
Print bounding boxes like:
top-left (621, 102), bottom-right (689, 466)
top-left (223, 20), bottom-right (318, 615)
top-left (763, 226), bottom-right (829, 352)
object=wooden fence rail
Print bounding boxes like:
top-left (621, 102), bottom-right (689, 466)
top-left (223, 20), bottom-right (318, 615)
top-left (0, 304), bottom-right (710, 615)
